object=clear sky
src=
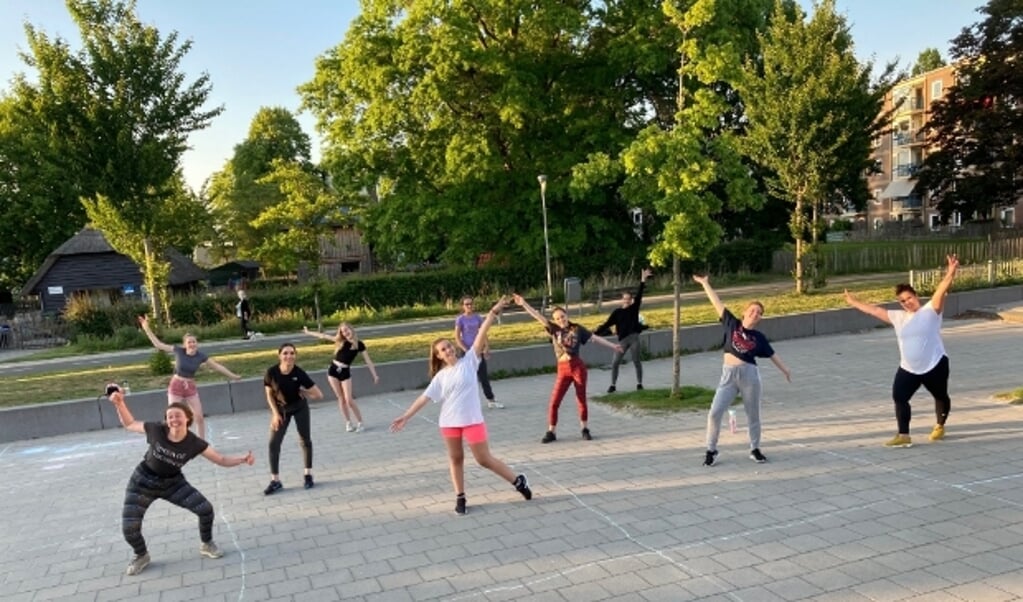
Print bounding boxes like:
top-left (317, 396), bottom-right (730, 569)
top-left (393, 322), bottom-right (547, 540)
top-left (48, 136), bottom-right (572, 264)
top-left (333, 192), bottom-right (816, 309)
top-left (0, 0), bottom-right (988, 193)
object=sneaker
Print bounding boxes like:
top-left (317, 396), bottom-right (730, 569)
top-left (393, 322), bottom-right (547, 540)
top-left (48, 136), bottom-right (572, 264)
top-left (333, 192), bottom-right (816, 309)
top-left (355, 423), bottom-right (364, 433)
top-left (263, 479), bottom-right (283, 495)
top-left (455, 494), bottom-right (467, 515)
top-left (703, 450), bottom-right (718, 466)
top-left (637, 384), bottom-right (644, 390)
top-left (581, 428), bottom-right (592, 441)
top-left (199, 542), bottom-right (223, 559)
top-left (488, 400), bottom-right (505, 409)
top-left (304, 474), bottom-right (315, 490)
top-left (541, 431), bottom-right (557, 444)
top-left (884, 434), bottom-right (913, 448)
top-left (345, 422), bottom-right (355, 433)
top-left (750, 448), bottom-right (767, 463)
top-left (607, 385), bottom-right (616, 393)
top-left (125, 553), bottom-right (150, 576)
top-left (513, 474), bottom-right (533, 500)
top-left (929, 424), bottom-right (945, 441)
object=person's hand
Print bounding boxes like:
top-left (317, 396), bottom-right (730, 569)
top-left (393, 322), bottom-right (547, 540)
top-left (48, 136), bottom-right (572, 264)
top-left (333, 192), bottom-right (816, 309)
top-left (242, 451), bottom-right (255, 466)
top-left (390, 415), bottom-right (408, 433)
top-left (783, 369), bottom-right (792, 383)
top-left (641, 268), bottom-right (653, 281)
top-left (512, 293), bottom-right (525, 306)
top-left (372, 374), bottom-right (380, 385)
top-left (137, 315), bottom-right (149, 329)
top-left (692, 274), bottom-right (708, 286)
top-left (270, 414), bottom-right (283, 431)
top-left (613, 344), bottom-right (623, 353)
top-left (230, 374), bottom-right (242, 382)
top-left (947, 254), bottom-right (959, 272)
top-left (843, 289), bottom-right (855, 305)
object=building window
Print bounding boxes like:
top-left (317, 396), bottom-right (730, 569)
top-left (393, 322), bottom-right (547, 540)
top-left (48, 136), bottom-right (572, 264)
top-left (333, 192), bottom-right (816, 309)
top-left (930, 214), bottom-right (941, 230)
top-left (931, 80), bottom-right (943, 100)
top-left (1002, 207), bottom-right (1015, 227)
top-left (874, 218), bottom-right (884, 230)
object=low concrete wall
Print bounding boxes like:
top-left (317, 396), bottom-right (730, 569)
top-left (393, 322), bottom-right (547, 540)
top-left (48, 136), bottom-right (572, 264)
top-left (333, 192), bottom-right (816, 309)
top-left (3, 284), bottom-right (1020, 444)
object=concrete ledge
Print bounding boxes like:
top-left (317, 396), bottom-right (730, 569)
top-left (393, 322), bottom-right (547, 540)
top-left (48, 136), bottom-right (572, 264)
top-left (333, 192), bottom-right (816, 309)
top-left (4, 284), bottom-right (1022, 443)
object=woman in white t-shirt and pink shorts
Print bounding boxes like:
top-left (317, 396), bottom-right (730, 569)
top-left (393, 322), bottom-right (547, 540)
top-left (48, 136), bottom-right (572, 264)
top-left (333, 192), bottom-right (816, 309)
top-left (390, 296), bottom-right (532, 515)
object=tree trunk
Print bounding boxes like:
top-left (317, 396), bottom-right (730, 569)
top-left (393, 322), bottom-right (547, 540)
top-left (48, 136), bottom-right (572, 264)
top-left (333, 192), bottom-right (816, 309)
top-left (671, 254), bottom-right (681, 396)
top-left (142, 238), bottom-right (161, 322)
top-left (794, 196), bottom-right (804, 294)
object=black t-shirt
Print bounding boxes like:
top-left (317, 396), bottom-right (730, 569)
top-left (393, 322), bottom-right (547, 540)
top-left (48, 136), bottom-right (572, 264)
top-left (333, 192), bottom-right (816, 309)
top-left (595, 281), bottom-right (646, 338)
top-left (141, 422), bottom-right (209, 477)
top-left (333, 340), bottom-right (366, 365)
top-left (264, 364), bottom-right (316, 411)
top-left (720, 309), bottom-right (774, 365)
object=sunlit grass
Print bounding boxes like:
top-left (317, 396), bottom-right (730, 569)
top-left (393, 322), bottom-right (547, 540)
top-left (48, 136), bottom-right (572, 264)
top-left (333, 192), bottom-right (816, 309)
top-left (593, 386), bottom-right (717, 413)
top-left (994, 388), bottom-right (1023, 405)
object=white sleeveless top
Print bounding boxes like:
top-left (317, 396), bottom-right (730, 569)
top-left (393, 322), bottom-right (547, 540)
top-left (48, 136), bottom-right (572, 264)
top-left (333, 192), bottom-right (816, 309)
top-left (887, 300), bottom-right (946, 374)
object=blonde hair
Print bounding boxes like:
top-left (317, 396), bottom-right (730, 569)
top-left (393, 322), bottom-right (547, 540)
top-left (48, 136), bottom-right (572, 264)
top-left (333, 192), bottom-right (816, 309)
top-left (428, 337), bottom-right (448, 377)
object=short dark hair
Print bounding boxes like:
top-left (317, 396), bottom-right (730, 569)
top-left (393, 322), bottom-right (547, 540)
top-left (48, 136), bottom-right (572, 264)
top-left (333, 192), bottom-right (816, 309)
top-left (167, 402), bottom-right (194, 427)
top-left (895, 283), bottom-right (917, 296)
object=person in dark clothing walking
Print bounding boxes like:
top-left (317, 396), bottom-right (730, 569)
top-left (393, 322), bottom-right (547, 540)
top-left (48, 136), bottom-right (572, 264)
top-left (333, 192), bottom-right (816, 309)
top-left (263, 343), bottom-right (324, 494)
top-left (596, 268), bottom-right (653, 392)
top-left (107, 385), bottom-right (254, 576)
top-left (236, 290), bottom-right (252, 339)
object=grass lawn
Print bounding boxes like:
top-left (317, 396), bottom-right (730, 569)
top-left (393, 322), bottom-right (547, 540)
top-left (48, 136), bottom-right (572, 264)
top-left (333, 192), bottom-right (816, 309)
top-left (0, 283), bottom-right (899, 408)
top-left (993, 388), bottom-right (1023, 405)
top-left (592, 386), bottom-right (718, 414)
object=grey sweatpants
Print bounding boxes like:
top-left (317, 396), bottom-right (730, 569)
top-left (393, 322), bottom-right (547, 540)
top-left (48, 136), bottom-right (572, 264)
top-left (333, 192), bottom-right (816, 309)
top-left (706, 362), bottom-right (763, 451)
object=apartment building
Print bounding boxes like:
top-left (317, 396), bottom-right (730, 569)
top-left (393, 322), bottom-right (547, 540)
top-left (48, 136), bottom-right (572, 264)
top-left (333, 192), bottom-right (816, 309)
top-left (866, 63), bottom-right (959, 231)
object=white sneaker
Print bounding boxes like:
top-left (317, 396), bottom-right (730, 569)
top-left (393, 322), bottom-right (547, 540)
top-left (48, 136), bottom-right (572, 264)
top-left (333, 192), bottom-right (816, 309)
top-left (355, 423), bottom-right (364, 433)
top-left (488, 400), bottom-right (505, 409)
top-left (345, 422), bottom-right (354, 432)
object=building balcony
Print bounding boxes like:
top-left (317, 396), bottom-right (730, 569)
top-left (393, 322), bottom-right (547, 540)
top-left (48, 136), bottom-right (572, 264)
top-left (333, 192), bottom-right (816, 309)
top-left (894, 163), bottom-right (921, 177)
top-left (892, 196), bottom-right (923, 212)
top-left (893, 130), bottom-right (927, 146)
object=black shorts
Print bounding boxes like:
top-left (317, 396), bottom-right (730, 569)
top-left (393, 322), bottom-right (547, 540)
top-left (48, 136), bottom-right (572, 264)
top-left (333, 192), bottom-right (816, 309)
top-left (328, 364), bottom-right (352, 381)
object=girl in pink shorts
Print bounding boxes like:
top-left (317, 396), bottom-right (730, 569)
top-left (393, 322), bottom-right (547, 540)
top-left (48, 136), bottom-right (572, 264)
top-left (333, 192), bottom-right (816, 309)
top-left (391, 296), bottom-right (532, 515)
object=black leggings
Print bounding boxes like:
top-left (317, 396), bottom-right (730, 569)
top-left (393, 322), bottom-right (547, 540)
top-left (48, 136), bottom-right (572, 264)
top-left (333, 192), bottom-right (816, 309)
top-left (892, 355), bottom-right (951, 434)
top-left (268, 403), bottom-right (313, 474)
top-left (122, 464), bottom-right (214, 556)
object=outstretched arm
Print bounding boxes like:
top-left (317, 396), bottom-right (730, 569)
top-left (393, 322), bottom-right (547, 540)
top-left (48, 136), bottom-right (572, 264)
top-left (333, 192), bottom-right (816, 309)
top-left (390, 394), bottom-right (431, 432)
top-left (844, 289), bottom-right (891, 324)
top-left (201, 447), bottom-right (255, 467)
top-left (205, 358), bottom-right (241, 380)
top-left (591, 334), bottom-right (623, 354)
top-left (770, 355), bottom-right (792, 383)
top-left (512, 294), bottom-right (549, 328)
top-left (472, 296), bottom-right (508, 356)
top-left (302, 326), bottom-right (339, 343)
top-left (137, 315), bottom-right (173, 353)
top-left (107, 390), bottom-right (145, 434)
top-left (930, 254), bottom-right (960, 314)
top-left (692, 275), bottom-right (726, 319)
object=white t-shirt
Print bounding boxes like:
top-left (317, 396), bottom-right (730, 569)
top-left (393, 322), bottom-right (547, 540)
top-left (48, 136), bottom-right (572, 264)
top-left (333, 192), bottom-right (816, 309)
top-left (887, 300), bottom-right (946, 374)
top-left (423, 348), bottom-right (485, 428)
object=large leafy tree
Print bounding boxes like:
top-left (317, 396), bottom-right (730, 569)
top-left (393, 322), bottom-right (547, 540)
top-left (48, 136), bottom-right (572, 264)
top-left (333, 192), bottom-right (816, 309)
top-left (300, 0), bottom-right (679, 277)
top-left (206, 106), bottom-right (313, 260)
top-left (4, 0), bottom-right (221, 318)
top-left (737, 0), bottom-right (894, 293)
top-left (916, 0), bottom-right (1023, 224)
top-left (911, 47), bottom-right (946, 75)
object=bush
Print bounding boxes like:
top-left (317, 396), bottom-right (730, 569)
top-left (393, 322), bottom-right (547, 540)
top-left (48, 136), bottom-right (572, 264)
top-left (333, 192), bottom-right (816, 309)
top-left (148, 350), bottom-right (173, 376)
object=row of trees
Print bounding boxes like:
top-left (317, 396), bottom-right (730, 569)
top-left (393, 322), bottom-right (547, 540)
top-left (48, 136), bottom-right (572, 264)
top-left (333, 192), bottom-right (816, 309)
top-left (1, 0), bottom-right (1019, 313)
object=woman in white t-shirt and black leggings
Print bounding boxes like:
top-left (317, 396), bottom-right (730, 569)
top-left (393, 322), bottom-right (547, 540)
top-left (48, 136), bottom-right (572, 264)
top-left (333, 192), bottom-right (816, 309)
top-left (390, 295), bottom-right (532, 515)
top-left (845, 254), bottom-right (959, 448)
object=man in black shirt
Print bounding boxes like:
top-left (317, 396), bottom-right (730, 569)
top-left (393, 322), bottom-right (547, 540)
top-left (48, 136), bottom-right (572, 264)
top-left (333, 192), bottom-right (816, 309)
top-left (596, 268), bottom-right (652, 393)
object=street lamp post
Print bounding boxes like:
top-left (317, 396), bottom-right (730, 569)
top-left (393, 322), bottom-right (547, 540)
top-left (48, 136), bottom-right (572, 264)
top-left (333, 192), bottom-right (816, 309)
top-left (538, 174), bottom-right (553, 313)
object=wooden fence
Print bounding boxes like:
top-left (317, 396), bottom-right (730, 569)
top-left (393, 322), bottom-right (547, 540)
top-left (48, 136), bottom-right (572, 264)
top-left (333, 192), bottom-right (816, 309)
top-left (909, 258), bottom-right (1023, 293)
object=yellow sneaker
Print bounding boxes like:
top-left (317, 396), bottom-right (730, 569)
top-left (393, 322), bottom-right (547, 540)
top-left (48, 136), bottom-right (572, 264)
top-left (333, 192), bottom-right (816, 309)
top-left (884, 434), bottom-right (913, 448)
top-left (929, 424), bottom-right (945, 441)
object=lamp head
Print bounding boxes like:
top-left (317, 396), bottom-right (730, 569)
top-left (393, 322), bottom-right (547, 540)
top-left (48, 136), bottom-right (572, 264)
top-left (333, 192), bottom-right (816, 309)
top-left (538, 174), bottom-right (547, 194)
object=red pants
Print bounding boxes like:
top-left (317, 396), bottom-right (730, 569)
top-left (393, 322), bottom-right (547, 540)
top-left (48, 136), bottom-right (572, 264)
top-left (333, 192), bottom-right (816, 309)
top-left (548, 357), bottom-right (588, 426)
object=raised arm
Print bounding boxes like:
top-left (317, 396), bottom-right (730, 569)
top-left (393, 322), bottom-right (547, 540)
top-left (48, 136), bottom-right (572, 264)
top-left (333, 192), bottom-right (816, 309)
top-left (692, 275), bottom-right (726, 319)
top-left (205, 358), bottom-right (241, 380)
top-left (635, 267), bottom-right (653, 306)
top-left (137, 315), bottom-right (173, 353)
top-left (844, 289), bottom-right (891, 324)
top-left (512, 294), bottom-right (549, 328)
top-left (107, 389), bottom-right (145, 434)
top-left (472, 296), bottom-right (508, 356)
top-left (302, 326), bottom-right (338, 343)
top-left (201, 446), bottom-right (255, 467)
top-left (930, 254), bottom-right (960, 314)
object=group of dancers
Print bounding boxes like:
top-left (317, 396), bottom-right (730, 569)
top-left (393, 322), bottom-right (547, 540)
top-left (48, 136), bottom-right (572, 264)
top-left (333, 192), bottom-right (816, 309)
top-left (110, 255), bottom-right (960, 576)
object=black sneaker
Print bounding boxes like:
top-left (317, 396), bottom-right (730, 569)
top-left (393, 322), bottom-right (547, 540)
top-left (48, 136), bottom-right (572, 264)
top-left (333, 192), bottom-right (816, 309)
top-left (703, 450), bottom-right (718, 466)
top-left (581, 428), bottom-right (592, 441)
top-left (455, 494), bottom-right (467, 515)
top-left (304, 474), bottom-right (315, 489)
top-left (750, 449), bottom-right (767, 463)
top-left (636, 384), bottom-right (644, 390)
top-left (607, 385), bottom-right (616, 393)
top-left (541, 431), bottom-right (557, 444)
top-left (513, 474), bottom-right (532, 500)
top-left (263, 480), bottom-right (283, 495)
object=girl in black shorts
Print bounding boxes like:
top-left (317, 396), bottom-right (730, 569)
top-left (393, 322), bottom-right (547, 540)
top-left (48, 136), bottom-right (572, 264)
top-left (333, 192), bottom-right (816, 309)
top-left (303, 323), bottom-right (379, 432)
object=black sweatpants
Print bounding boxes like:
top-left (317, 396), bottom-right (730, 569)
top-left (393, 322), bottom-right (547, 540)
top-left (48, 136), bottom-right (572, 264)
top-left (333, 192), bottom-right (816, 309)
top-left (268, 403), bottom-right (313, 474)
top-left (122, 464), bottom-right (214, 556)
top-left (892, 355), bottom-right (951, 434)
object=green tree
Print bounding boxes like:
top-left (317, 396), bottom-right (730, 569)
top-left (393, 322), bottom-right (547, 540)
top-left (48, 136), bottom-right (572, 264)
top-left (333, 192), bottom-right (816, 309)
top-left (206, 106), bottom-right (312, 260)
top-left (737, 0), bottom-right (894, 293)
top-left (911, 47), bottom-right (946, 75)
top-left (4, 0), bottom-right (221, 318)
top-left (300, 0), bottom-right (678, 277)
top-left (916, 0), bottom-right (1022, 224)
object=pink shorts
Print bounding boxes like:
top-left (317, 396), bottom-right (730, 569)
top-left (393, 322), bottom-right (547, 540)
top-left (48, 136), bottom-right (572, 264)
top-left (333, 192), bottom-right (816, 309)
top-left (440, 423), bottom-right (488, 444)
top-left (168, 376), bottom-right (198, 399)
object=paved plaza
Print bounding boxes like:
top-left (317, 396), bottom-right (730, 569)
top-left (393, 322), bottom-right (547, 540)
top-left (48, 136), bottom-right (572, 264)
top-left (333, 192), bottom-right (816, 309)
top-left (2, 318), bottom-right (1023, 601)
